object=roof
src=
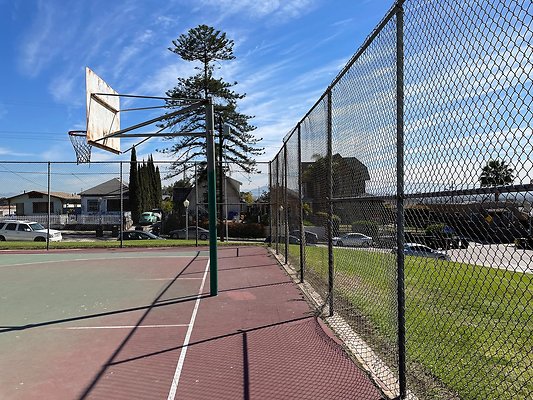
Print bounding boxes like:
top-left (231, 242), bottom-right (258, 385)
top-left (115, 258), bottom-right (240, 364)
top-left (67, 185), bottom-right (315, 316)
top-left (79, 178), bottom-right (129, 196)
top-left (7, 191), bottom-right (80, 201)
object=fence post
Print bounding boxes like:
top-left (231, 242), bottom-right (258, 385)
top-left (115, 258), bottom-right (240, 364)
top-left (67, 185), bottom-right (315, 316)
top-left (195, 162), bottom-right (199, 247)
top-left (298, 124), bottom-right (305, 282)
top-left (47, 162), bottom-right (51, 251)
top-left (284, 145), bottom-right (289, 263)
top-left (327, 90), bottom-right (334, 317)
top-left (269, 161), bottom-right (273, 249)
top-left (120, 162), bottom-right (124, 248)
top-left (395, 4), bottom-right (407, 399)
top-left (276, 156), bottom-right (280, 255)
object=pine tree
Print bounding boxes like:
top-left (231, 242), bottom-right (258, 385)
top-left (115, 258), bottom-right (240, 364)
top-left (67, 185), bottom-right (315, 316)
top-left (161, 24), bottom-right (263, 176)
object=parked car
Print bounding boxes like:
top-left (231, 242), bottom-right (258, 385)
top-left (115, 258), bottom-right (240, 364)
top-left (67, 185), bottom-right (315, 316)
top-left (332, 233), bottom-right (373, 247)
top-left (0, 220), bottom-right (62, 242)
top-left (515, 237), bottom-right (533, 250)
top-left (401, 243), bottom-right (449, 260)
top-left (290, 230), bottom-right (319, 244)
top-left (264, 235), bottom-right (301, 245)
top-left (139, 212), bottom-right (159, 226)
top-left (169, 227), bottom-right (209, 240)
top-left (118, 231), bottom-right (165, 240)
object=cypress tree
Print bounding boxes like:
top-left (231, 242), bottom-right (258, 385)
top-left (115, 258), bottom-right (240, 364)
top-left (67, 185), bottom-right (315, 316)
top-left (155, 166), bottom-right (162, 209)
top-left (129, 147), bottom-right (141, 223)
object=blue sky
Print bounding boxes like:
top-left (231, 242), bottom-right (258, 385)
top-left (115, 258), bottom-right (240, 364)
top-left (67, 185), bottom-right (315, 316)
top-left (0, 0), bottom-right (394, 166)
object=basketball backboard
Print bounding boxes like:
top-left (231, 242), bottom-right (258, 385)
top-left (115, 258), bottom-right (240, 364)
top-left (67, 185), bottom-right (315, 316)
top-left (86, 67), bottom-right (121, 154)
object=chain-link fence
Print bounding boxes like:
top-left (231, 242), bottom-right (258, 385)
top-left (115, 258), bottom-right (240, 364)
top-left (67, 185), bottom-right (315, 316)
top-left (269, 1), bottom-right (532, 399)
top-left (0, 160), bottom-right (271, 246)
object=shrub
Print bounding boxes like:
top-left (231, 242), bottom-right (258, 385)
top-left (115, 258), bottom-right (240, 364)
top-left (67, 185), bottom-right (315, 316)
top-left (163, 213), bottom-right (180, 234)
top-left (425, 223), bottom-right (446, 236)
top-left (219, 222), bottom-right (265, 238)
top-left (351, 220), bottom-right (379, 238)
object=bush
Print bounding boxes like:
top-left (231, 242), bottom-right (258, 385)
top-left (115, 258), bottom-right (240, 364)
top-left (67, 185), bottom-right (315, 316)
top-left (163, 213), bottom-right (180, 234)
top-left (425, 223), bottom-right (445, 236)
top-left (351, 220), bottom-right (379, 238)
top-left (219, 222), bottom-right (265, 238)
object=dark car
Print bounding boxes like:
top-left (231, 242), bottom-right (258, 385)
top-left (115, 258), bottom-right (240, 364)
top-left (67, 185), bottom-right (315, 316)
top-left (290, 230), bottom-right (319, 244)
top-left (515, 237), bottom-right (533, 250)
top-left (169, 227), bottom-right (209, 240)
top-left (264, 235), bottom-right (300, 245)
top-left (118, 231), bottom-right (165, 240)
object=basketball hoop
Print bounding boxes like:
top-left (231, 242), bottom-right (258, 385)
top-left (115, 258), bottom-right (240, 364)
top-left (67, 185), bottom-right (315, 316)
top-left (68, 130), bottom-right (92, 163)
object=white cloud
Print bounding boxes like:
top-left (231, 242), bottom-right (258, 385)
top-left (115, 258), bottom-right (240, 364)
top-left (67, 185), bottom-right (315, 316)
top-left (18, 1), bottom-right (58, 77)
top-left (0, 146), bottom-right (32, 157)
top-left (196, 0), bottom-right (318, 22)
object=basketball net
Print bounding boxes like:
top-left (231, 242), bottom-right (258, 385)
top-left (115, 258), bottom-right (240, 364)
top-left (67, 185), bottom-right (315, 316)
top-left (68, 130), bottom-right (92, 163)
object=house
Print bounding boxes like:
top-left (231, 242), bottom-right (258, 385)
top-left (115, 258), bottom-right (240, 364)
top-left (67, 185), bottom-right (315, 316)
top-left (300, 154), bottom-right (373, 223)
top-left (174, 175), bottom-right (244, 221)
top-left (79, 178), bottom-right (129, 215)
top-left (5, 191), bottom-right (80, 216)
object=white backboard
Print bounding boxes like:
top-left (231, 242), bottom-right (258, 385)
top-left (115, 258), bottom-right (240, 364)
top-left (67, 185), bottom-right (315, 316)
top-left (86, 67), bottom-right (121, 154)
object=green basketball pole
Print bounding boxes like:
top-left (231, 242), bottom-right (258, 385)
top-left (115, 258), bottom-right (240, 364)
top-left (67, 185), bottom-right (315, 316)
top-left (205, 97), bottom-right (218, 296)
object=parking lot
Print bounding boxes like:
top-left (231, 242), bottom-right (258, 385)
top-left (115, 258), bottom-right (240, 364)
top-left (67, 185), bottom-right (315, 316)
top-left (447, 243), bottom-right (533, 274)
top-left (322, 242), bottom-right (533, 274)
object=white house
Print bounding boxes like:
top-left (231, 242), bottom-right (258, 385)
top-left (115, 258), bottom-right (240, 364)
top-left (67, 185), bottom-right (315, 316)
top-left (187, 175), bottom-right (244, 220)
top-left (6, 191), bottom-right (80, 216)
top-left (79, 178), bottom-right (129, 215)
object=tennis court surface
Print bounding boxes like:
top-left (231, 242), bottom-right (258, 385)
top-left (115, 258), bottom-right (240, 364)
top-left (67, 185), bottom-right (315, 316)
top-left (0, 246), bottom-right (383, 399)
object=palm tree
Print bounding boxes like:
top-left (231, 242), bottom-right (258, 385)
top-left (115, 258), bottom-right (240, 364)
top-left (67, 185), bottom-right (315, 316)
top-left (479, 159), bottom-right (514, 202)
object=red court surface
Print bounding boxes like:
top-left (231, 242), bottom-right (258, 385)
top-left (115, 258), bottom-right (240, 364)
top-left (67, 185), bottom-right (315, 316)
top-left (0, 246), bottom-right (384, 399)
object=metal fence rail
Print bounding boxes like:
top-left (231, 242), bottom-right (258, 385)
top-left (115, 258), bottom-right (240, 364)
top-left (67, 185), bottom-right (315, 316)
top-left (268, 1), bottom-right (532, 399)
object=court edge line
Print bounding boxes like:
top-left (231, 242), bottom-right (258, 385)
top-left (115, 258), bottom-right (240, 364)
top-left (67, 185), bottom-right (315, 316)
top-left (0, 255), bottom-right (209, 268)
top-left (53, 324), bottom-right (189, 330)
top-left (167, 258), bottom-right (210, 400)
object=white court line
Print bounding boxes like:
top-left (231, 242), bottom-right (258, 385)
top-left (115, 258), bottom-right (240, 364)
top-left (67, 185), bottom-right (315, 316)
top-left (55, 324), bottom-right (189, 330)
top-left (0, 254), bottom-right (208, 268)
top-left (167, 259), bottom-right (210, 400)
top-left (135, 277), bottom-right (203, 281)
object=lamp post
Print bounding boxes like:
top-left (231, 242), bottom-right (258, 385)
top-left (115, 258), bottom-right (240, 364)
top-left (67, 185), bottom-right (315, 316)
top-left (184, 199), bottom-right (190, 240)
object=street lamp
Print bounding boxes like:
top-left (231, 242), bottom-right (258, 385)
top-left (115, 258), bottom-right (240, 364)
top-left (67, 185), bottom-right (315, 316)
top-left (183, 199), bottom-right (190, 240)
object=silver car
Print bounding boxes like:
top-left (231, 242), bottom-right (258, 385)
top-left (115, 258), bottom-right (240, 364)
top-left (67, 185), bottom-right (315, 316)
top-left (332, 232), bottom-right (373, 247)
top-left (169, 227), bottom-right (209, 240)
top-left (0, 220), bottom-right (62, 242)
top-left (403, 243), bottom-right (449, 260)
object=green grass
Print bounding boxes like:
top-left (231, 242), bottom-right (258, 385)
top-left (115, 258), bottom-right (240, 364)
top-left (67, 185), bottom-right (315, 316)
top-left (0, 239), bottom-right (217, 250)
top-left (293, 245), bottom-right (532, 400)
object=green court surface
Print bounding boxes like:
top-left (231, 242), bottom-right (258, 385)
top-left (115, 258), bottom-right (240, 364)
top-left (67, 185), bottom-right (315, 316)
top-left (0, 248), bottom-right (209, 399)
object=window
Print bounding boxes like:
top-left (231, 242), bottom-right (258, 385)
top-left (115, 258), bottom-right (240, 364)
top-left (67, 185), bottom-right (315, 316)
top-left (87, 200), bottom-right (99, 213)
top-left (17, 224), bottom-right (31, 232)
top-left (107, 199), bottom-right (121, 212)
top-left (5, 223), bottom-right (17, 231)
top-left (28, 192), bottom-right (43, 199)
top-left (33, 202), bottom-right (54, 214)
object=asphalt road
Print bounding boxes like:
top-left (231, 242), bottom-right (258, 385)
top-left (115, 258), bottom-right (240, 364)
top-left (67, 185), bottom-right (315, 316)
top-left (324, 243), bottom-right (533, 274)
top-left (446, 243), bottom-right (533, 274)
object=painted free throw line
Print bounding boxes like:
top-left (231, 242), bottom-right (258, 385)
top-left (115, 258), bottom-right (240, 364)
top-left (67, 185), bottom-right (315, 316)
top-left (167, 258), bottom-right (210, 400)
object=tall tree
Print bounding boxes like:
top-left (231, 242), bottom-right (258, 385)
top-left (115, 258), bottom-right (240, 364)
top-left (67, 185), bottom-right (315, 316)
top-left (163, 24), bottom-right (263, 241)
top-left (139, 160), bottom-right (151, 211)
top-left (479, 159), bottom-right (514, 202)
top-left (155, 165), bottom-right (162, 209)
top-left (129, 147), bottom-right (141, 223)
top-left (161, 24), bottom-right (263, 175)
